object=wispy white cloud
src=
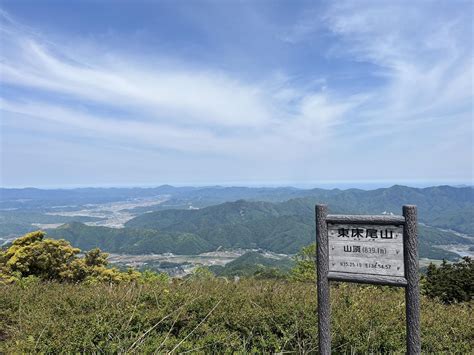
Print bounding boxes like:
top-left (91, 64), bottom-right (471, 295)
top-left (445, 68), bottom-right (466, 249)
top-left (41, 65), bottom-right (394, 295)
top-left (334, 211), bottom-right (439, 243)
top-left (323, 0), bottom-right (472, 125)
top-left (2, 38), bottom-right (275, 128)
top-left (0, 10), bottom-right (357, 161)
top-left (0, 2), bottom-right (472, 186)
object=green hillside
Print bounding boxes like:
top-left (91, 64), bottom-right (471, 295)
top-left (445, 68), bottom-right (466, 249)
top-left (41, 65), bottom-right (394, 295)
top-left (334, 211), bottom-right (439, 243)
top-left (297, 185), bottom-right (473, 234)
top-left (47, 222), bottom-right (211, 254)
top-left (45, 198), bottom-right (470, 260)
top-left (126, 185), bottom-right (474, 235)
top-left (209, 251), bottom-right (294, 277)
top-left (4, 185), bottom-right (463, 261)
top-left (125, 199), bottom-right (470, 259)
top-left (3, 185), bottom-right (472, 239)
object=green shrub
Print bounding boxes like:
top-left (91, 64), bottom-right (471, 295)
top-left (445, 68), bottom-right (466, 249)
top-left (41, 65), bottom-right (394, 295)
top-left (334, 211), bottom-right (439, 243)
top-left (424, 257), bottom-right (473, 303)
top-left (0, 231), bottom-right (140, 284)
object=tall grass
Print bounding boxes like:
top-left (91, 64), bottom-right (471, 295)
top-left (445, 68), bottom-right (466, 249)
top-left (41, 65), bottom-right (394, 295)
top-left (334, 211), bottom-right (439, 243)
top-left (1, 279), bottom-right (472, 353)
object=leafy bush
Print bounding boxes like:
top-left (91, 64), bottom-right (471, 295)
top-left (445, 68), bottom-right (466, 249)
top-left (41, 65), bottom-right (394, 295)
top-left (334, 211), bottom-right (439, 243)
top-left (0, 231), bottom-right (140, 284)
top-left (424, 257), bottom-right (473, 303)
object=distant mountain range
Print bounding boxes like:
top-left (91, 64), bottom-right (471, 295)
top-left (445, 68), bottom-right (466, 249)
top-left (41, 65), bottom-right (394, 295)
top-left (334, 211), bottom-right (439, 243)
top-left (2, 185), bottom-right (473, 261)
top-left (2, 184), bottom-right (473, 232)
top-left (0, 185), bottom-right (300, 209)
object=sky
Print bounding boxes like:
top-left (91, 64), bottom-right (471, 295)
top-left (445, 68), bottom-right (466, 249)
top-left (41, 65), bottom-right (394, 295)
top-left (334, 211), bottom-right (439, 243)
top-left (0, 0), bottom-right (472, 188)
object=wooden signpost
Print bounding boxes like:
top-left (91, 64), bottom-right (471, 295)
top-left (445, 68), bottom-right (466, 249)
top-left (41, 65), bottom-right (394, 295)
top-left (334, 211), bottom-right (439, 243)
top-left (316, 205), bottom-right (420, 354)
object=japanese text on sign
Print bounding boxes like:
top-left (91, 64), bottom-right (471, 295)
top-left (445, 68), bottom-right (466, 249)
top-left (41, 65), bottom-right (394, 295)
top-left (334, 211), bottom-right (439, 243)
top-left (328, 224), bottom-right (404, 277)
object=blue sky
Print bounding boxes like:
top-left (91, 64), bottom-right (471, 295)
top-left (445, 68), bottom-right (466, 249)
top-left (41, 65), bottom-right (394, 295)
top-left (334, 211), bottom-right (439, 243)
top-left (0, 0), bottom-right (472, 188)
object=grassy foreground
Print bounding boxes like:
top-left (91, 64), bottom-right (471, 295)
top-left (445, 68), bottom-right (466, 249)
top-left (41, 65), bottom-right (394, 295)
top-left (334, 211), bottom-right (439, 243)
top-left (0, 279), bottom-right (472, 353)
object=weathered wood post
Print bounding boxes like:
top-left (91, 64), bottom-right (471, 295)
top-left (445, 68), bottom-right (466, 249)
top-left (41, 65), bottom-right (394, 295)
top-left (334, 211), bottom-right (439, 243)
top-left (315, 204), bottom-right (330, 355)
top-left (403, 205), bottom-right (420, 354)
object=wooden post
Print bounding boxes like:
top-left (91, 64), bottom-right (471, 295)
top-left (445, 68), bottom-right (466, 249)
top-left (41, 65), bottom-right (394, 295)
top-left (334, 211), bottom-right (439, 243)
top-left (403, 205), bottom-right (421, 354)
top-left (316, 204), bottom-right (330, 355)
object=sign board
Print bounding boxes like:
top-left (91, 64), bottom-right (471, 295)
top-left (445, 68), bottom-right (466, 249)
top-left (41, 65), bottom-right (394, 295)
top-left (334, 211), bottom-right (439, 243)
top-left (315, 205), bottom-right (420, 355)
top-left (328, 224), bottom-right (404, 277)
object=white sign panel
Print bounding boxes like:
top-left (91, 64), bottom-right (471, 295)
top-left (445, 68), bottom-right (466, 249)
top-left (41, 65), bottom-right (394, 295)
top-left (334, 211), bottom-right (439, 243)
top-left (328, 224), bottom-right (404, 277)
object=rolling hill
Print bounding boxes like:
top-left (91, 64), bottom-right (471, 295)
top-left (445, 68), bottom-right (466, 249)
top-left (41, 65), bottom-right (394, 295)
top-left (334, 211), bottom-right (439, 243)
top-left (47, 222), bottom-right (212, 254)
top-left (45, 197), bottom-right (471, 260)
top-left (2, 184), bottom-right (472, 261)
top-left (124, 185), bottom-right (474, 234)
top-left (209, 251), bottom-right (294, 277)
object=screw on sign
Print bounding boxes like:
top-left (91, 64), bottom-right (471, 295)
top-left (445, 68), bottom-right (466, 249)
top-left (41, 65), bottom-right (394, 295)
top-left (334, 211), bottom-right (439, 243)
top-left (315, 205), bottom-right (420, 355)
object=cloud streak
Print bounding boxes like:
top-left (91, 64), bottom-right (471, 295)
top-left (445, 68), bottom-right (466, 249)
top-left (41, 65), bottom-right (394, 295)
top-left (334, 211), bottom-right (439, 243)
top-left (1, 14), bottom-right (356, 158)
top-left (0, 1), bottom-right (472, 186)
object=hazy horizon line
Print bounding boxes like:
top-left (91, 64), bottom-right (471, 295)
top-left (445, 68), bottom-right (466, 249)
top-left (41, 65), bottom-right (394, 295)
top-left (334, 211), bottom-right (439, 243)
top-left (1, 179), bottom-right (472, 191)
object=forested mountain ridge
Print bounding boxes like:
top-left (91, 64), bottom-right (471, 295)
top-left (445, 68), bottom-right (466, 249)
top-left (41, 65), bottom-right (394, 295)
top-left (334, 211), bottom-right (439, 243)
top-left (125, 197), bottom-right (471, 259)
top-left (4, 184), bottom-right (471, 220)
top-left (0, 185), bottom-right (301, 210)
top-left (47, 222), bottom-right (213, 255)
top-left (127, 185), bottom-right (474, 234)
top-left (300, 185), bottom-right (473, 234)
top-left (3, 185), bottom-right (473, 260)
top-left (47, 198), bottom-right (471, 260)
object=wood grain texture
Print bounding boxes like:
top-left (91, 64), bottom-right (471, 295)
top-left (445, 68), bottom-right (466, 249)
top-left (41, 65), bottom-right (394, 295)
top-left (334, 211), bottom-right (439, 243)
top-left (328, 271), bottom-right (407, 286)
top-left (403, 205), bottom-right (421, 354)
top-left (327, 214), bottom-right (405, 225)
top-left (316, 205), bottom-right (331, 355)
